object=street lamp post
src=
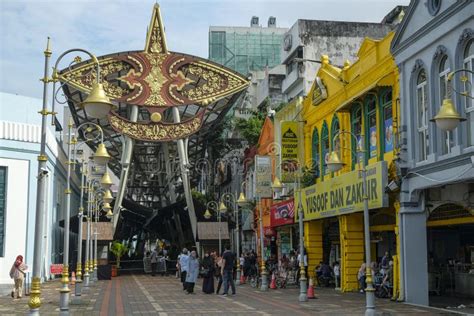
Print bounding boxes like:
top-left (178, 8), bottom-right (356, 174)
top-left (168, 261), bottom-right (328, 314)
top-left (327, 130), bottom-right (375, 316)
top-left (272, 163), bottom-right (307, 302)
top-left (234, 184), bottom-right (249, 286)
top-left (204, 200), bottom-right (226, 253)
top-left (30, 37), bottom-right (113, 315)
top-left (72, 122), bottom-right (110, 301)
top-left (59, 118), bottom-right (73, 313)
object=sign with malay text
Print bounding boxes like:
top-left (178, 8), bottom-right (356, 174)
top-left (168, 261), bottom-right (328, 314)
top-left (50, 264), bottom-right (63, 275)
top-left (300, 161), bottom-right (388, 221)
top-left (255, 155), bottom-right (272, 198)
top-left (281, 121), bottom-right (300, 182)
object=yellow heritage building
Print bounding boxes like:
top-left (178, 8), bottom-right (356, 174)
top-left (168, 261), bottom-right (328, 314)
top-left (300, 31), bottom-right (401, 297)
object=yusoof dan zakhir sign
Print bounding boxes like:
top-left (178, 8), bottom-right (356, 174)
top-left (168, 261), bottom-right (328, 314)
top-left (299, 161), bottom-right (388, 221)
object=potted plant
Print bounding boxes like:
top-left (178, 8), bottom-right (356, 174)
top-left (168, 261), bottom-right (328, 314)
top-left (110, 241), bottom-right (128, 277)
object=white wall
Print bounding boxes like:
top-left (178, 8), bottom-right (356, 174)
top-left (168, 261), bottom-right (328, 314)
top-left (0, 158), bottom-right (29, 285)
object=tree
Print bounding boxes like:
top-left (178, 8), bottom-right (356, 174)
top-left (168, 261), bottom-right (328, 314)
top-left (110, 241), bottom-right (128, 268)
top-left (234, 111), bottom-right (265, 146)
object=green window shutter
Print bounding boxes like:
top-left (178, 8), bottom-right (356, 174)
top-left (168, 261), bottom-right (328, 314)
top-left (321, 122), bottom-right (329, 178)
top-left (311, 128), bottom-right (320, 178)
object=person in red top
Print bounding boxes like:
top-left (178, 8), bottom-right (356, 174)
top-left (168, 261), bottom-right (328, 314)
top-left (10, 255), bottom-right (28, 299)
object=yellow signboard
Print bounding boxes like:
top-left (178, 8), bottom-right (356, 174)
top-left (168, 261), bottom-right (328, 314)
top-left (300, 161), bottom-right (388, 221)
top-left (281, 121), bottom-right (299, 182)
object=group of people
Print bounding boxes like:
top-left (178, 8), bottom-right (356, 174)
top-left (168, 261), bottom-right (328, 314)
top-left (176, 244), bottom-right (237, 296)
top-left (358, 251), bottom-right (394, 293)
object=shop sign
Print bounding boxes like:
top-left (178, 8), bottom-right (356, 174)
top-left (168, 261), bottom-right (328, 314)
top-left (255, 155), bottom-right (272, 198)
top-left (50, 264), bottom-right (63, 275)
top-left (300, 161), bottom-right (388, 221)
top-left (270, 198), bottom-right (295, 227)
top-left (281, 121), bottom-right (300, 182)
top-left (311, 77), bottom-right (328, 106)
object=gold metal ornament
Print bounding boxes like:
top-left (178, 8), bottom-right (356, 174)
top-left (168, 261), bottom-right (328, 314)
top-left (60, 265), bottom-right (71, 293)
top-left (76, 263), bottom-right (82, 281)
top-left (150, 112), bottom-right (162, 122)
top-left (28, 277), bottom-right (42, 309)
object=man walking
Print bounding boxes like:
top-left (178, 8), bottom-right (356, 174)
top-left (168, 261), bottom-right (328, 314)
top-left (179, 248), bottom-right (190, 290)
top-left (221, 244), bottom-right (236, 296)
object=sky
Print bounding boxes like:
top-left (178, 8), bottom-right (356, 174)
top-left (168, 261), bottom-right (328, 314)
top-left (0, 0), bottom-right (410, 99)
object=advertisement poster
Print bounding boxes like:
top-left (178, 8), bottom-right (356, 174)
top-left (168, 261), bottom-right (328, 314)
top-left (369, 126), bottom-right (377, 158)
top-left (384, 118), bottom-right (393, 152)
top-left (281, 121), bottom-right (299, 182)
top-left (255, 155), bottom-right (272, 198)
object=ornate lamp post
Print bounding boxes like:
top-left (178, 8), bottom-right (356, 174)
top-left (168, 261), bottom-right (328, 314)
top-left (272, 163), bottom-right (307, 302)
top-left (30, 37), bottom-right (113, 315)
top-left (71, 123), bottom-right (110, 301)
top-left (430, 69), bottom-right (472, 130)
top-left (326, 130), bottom-right (375, 316)
top-left (204, 200), bottom-right (227, 254)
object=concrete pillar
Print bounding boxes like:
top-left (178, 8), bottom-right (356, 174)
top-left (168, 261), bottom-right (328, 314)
top-left (400, 207), bottom-right (428, 306)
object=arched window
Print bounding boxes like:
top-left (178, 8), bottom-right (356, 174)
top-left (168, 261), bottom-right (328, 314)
top-left (464, 40), bottom-right (474, 146)
top-left (311, 128), bottom-right (320, 178)
top-left (365, 94), bottom-right (378, 160)
top-left (321, 122), bottom-right (329, 177)
top-left (438, 55), bottom-right (453, 154)
top-left (351, 102), bottom-right (363, 169)
top-left (416, 70), bottom-right (429, 161)
top-left (380, 89), bottom-right (393, 154)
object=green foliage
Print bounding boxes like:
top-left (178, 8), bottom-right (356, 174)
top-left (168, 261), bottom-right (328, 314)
top-left (110, 241), bottom-right (128, 268)
top-left (191, 190), bottom-right (210, 206)
top-left (300, 166), bottom-right (318, 188)
top-left (234, 110), bottom-right (266, 146)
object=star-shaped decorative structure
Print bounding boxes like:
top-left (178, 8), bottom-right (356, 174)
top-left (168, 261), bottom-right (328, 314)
top-left (59, 4), bottom-right (249, 141)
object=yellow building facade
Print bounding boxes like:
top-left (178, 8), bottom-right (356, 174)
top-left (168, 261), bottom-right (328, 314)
top-left (300, 31), bottom-right (401, 297)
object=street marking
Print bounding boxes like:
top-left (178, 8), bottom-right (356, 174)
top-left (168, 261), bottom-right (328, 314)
top-left (232, 300), bottom-right (255, 310)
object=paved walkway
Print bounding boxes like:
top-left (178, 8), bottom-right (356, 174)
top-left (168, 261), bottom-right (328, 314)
top-left (0, 274), bottom-right (464, 315)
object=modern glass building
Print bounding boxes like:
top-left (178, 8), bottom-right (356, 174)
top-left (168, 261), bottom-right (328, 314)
top-left (209, 17), bottom-right (288, 76)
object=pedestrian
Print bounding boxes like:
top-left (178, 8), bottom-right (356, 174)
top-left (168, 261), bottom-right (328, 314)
top-left (358, 263), bottom-right (366, 293)
top-left (150, 248), bottom-right (158, 276)
top-left (215, 252), bottom-right (224, 294)
top-left (185, 250), bottom-right (199, 294)
top-left (10, 255), bottom-right (27, 299)
top-left (333, 261), bottom-right (340, 288)
top-left (143, 251), bottom-right (152, 274)
top-left (179, 248), bottom-right (190, 290)
top-left (201, 252), bottom-right (215, 294)
top-left (221, 244), bottom-right (236, 296)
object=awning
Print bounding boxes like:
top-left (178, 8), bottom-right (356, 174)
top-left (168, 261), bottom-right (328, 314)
top-left (335, 72), bottom-right (395, 112)
top-left (197, 222), bottom-right (230, 240)
top-left (81, 222), bottom-right (114, 241)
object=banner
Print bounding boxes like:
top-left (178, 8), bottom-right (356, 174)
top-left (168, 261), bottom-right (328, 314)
top-left (255, 155), bottom-right (272, 198)
top-left (300, 161), bottom-right (388, 221)
top-left (281, 121), bottom-right (300, 182)
top-left (270, 198), bottom-right (295, 227)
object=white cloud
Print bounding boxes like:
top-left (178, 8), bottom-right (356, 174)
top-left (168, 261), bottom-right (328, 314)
top-left (0, 0), bottom-right (409, 99)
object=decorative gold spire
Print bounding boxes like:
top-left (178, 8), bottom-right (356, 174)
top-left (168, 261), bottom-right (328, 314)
top-left (145, 4), bottom-right (168, 54)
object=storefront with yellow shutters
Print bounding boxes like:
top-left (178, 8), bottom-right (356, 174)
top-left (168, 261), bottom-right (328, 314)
top-left (299, 31), bottom-right (402, 297)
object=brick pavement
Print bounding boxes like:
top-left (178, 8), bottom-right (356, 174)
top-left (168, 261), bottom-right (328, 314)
top-left (0, 274), bottom-right (463, 315)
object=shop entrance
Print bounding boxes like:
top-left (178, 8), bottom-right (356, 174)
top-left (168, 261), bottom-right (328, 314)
top-left (319, 218), bottom-right (340, 287)
top-left (426, 205), bottom-right (474, 309)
